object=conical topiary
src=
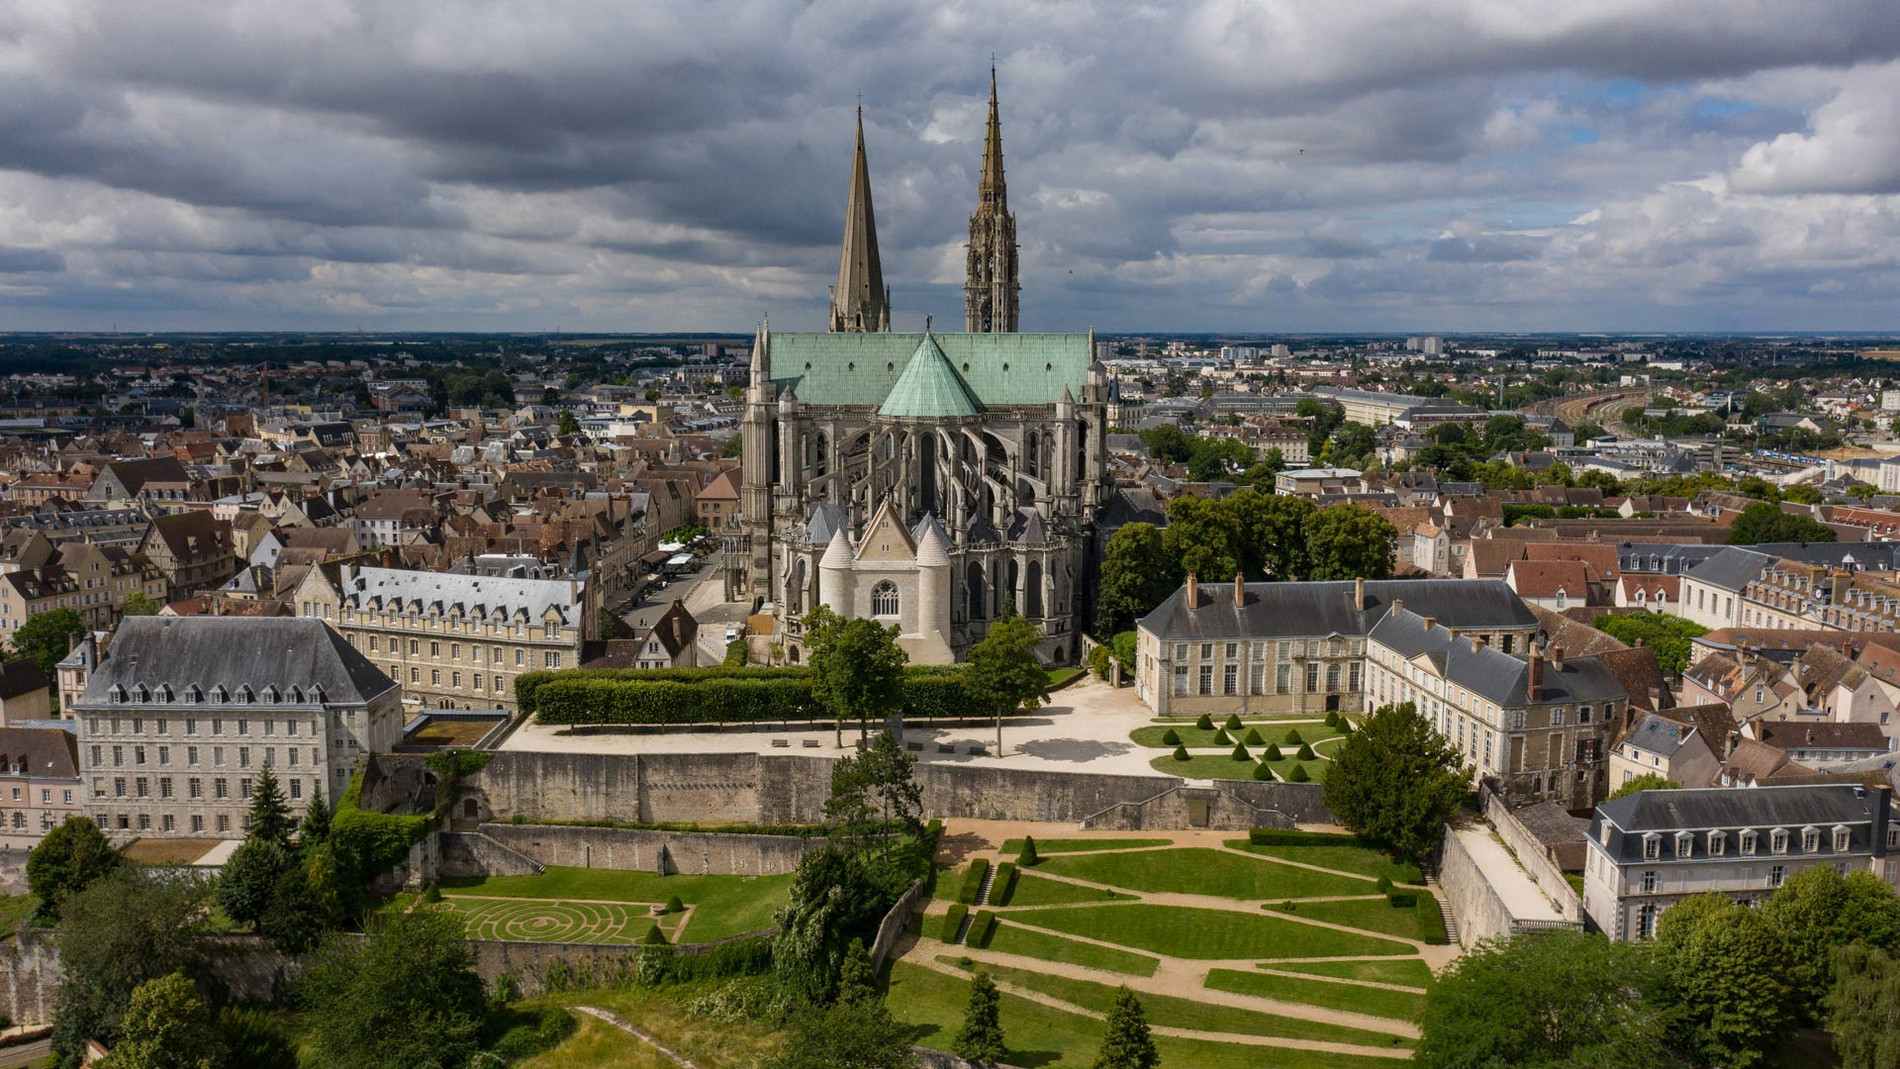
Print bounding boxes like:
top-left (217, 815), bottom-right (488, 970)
top-left (1224, 713), bottom-right (1243, 731)
top-left (1020, 836), bottom-right (1039, 866)
top-left (1284, 727), bottom-right (1305, 745)
top-left (665, 894), bottom-right (684, 914)
top-left (1162, 728), bottom-right (1181, 746)
top-left (1196, 713), bottom-right (1214, 731)
top-left (1324, 710), bottom-right (1340, 727)
top-left (1251, 760), bottom-right (1273, 781)
top-left (641, 925), bottom-right (669, 945)
top-left (1296, 742), bottom-right (1315, 761)
top-left (1243, 727), bottom-right (1264, 746)
top-left (1231, 743), bottom-right (1250, 762)
top-left (1288, 763), bottom-right (1311, 783)
top-left (1339, 721), bottom-right (1354, 735)
top-left (1265, 743), bottom-right (1285, 761)
top-left (1213, 728), bottom-right (1232, 746)
top-left (1173, 744), bottom-right (1191, 762)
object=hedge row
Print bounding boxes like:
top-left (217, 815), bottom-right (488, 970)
top-left (1414, 890), bottom-right (1450, 945)
top-left (942, 903), bottom-right (969, 942)
top-left (969, 910), bottom-right (998, 949)
top-left (958, 859), bottom-right (991, 905)
top-left (991, 862), bottom-right (1018, 906)
top-left (524, 665), bottom-right (1002, 726)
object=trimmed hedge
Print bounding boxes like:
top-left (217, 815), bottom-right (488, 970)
top-left (1387, 891), bottom-right (1418, 909)
top-left (1231, 743), bottom-right (1251, 762)
top-left (1416, 890), bottom-right (1450, 945)
top-left (1212, 728), bottom-right (1232, 746)
top-left (523, 663), bottom-right (1000, 726)
top-left (1196, 714), bottom-right (1214, 730)
top-left (1251, 761), bottom-right (1272, 781)
top-left (991, 862), bottom-right (1018, 906)
top-left (1243, 728), bottom-right (1264, 746)
top-left (1283, 728), bottom-right (1305, 745)
top-left (969, 910), bottom-right (998, 949)
top-left (1295, 742), bottom-right (1316, 761)
top-left (942, 903), bottom-right (970, 942)
top-left (1224, 714), bottom-right (1243, 730)
top-left (1287, 764), bottom-right (1310, 782)
top-left (1161, 728), bottom-right (1182, 746)
top-left (958, 859), bottom-right (991, 905)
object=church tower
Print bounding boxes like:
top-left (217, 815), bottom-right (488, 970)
top-left (830, 107), bottom-right (892, 333)
top-left (964, 67), bottom-right (1019, 333)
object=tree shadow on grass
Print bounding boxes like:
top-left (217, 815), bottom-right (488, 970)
top-left (938, 831), bottom-right (988, 869)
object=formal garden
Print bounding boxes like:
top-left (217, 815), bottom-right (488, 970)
top-left (435, 866), bottom-right (794, 946)
top-left (1138, 711), bottom-right (1357, 782)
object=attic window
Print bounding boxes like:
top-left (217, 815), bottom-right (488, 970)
top-left (110, 685), bottom-right (127, 704)
top-left (133, 684), bottom-right (149, 703)
top-left (1740, 830), bottom-right (1759, 855)
top-left (310, 685), bottom-right (325, 703)
top-left (1675, 831), bottom-right (1693, 858)
top-left (185, 685), bottom-right (202, 704)
top-left (1834, 826), bottom-right (1852, 852)
top-left (211, 685), bottom-right (228, 703)
top-left (1708, 831), bottom-right (1726, 857)
top-left (237, 686), bottom-right (254, 703)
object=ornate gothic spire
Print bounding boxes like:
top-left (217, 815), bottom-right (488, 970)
top-left (965, 66), bottom-right (1019, 333)
top-left (830, 106), bottom-right (892, 333)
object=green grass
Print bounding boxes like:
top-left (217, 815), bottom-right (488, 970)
top-left (1266, 958), bottom-right (1437, 987)
top-left (999, 873), bottom-right (1133, 907)
top-left (1226, 839), bottom-right (1423, 884)
top-left (887, 961), bottom-right (1399, 1069)
top-left (1261, 755), bottom-right (1331, 783)
top-left (1205, 968), bottom-right (1430, 1022)
top-left (0, 894), bottom-right (37, 942)
top-left (984, 920), bottom-right (1160, 976)
top-left (548, 985), bottom-right (785, 1068)
top-left (1048, 668), bottom-right (1083, 686)
top-left (999, 838), bottom-right (1170, 855)
top-left (445, 897), bottom-right (666, 945)
top-left (1148, 754), bottom-right (1264, 780)
top-left (1035, 847), bottom-right (1374, 899)
top-left (1131, 722), bottom-right (1346, 749)
top-left (1268, 898), bottom-right (1428, 941)
top-left (954, 960), bottom-right (1413, 1049)
top-left (1004, 904), bottom-right (1413, 959)
top-left (436, 866), bottom-right (791, 943)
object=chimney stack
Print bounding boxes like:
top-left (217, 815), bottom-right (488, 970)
top-left (1422, 616), bottom-right (1437, 630)
top-left (1234, 572), bottom-right (1246, 608)
top-left (1550, 644), bottom-right (1566, 671)
top-left (1186, 572), bottom-right (1199, 609)
top-left (1528, 643), bottom-right (1545, 701)
top-left (1354, 577), bottom-right (1366, 610)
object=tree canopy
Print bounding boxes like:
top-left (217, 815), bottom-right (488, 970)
top-left (1653, 894), bottom-right (1795, 1068)
top-left (1095, 523), bottom-right (1180, 634)
top-left (298, 908), bottom-right (486, 1069)
top-left (966, 615), bottom-right (1051, 722)
top-left (1609, 773), bottom-right (1681, 801)
top-left (1593, 612), bottom-right (1708, 674)
top-left (1321, 702), bottom-right (1469, 863)
top-left (9, 606), bottom-right (86, 681)
top-left (28, 814), bottom-right (122, 922)
top-left (1727, 502), bottom-right (1836, 545)
top-left (804, 606), bottom-right (908, 743)
top-left (96, 972), bottom-right (222, 1069)
top-left (50, 868), bottom-right (210, 1065)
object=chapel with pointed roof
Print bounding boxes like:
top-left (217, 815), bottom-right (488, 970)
top-left (729, 73), bottom-right (1106, 663)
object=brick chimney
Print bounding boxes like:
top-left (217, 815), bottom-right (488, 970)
top-left (1233, 572), bottom-right (1246, 608)
top-left (1528, 643), bottom-right (1545, 701)
top-left (1186, 572), bottom-right (1199, 609)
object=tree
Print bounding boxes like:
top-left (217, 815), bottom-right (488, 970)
top-left (1304, 505), bottom-right (1396, 581)
top-left (1163, 494), bottom-right (1242, 580)
top-left (215, 837), bottom-right (292, 931)
top-left (118, 592), bottom-right (159, 617)
top-left (1228, 490), bottom-right (1315, 580)
top-left (765, 997), bottom-right (918, 1069)
top-left (28, 814), bottom-right (122, 922)
top-left (837, 939), bottom-right (878, 1006)
top-left (1609, 773), bottom-right (1681, 800)
top-left (97, 973), bottom-right (222, 1069)
top-left (298, 785), bottom-right (331, 845)
top-left (1761, 866), bottom-right (1900, 1016)
top-left (1092, 987), bottom-right (1158, 1069)
top-left (299, 908), bottom-right (485, 1069)
top-left (9, 607), bottom-right (86, 681)
top-left (824, 731), bottom-right (923, 867)
top-left (557, 409), bottom-right (580, 436)
top-left (954, 970), bottom-right (1007, 1065)
top-left (804, 607), bottom-right (908, 746)
top-left (1653, 894), bottom-right (1794, 1068)
top-left (1826, 943), bottom-right (1900, 1069)
top-left (246, 765), bottom-right (292, 846)
top-left (1321, 702), bottom-right (1469, 864)
top-left (1095, 523), bottom-right (1180, 634)
top-left (1727, 501), bottom-right (1836, 545)
top-left (1416, 931), bottom-right (1682, 1068)
top-left (966, 615), bottom-right (1051, 755)
top-left (49, 868), bottom-right (208, 1065)
top-left (214, 1007), bottom-right (297, 1069)
top-left (773, 846), bottom-right (894, 1003)
top-left (1593, 612), bottom-right (1708, 675)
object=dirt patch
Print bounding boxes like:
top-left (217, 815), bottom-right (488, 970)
top-left (408, 720), bottom-right (495, 746)
top-left (121, 838), bottom-right (221, 865)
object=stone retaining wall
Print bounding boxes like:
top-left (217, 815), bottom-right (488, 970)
top-left (474, 823), bottom-right (820, 876)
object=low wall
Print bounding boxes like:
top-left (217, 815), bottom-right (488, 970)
top-left (0, 931), bottom-right (58, 1027)
top-left (440, 831), bottom-right (545, 878)
top-left (869, 879), bottom-right (926, 969)
top-left (915, 1048), bottom-right (1026, 1069)
top-left (476, 824), bottom-right (820, 877)
top-left (1080, 781), bottom-right (1329, 831)
top-left (1478, 789), bottom-right (1583, 922)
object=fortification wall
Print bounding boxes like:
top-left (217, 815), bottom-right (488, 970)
top-left (476, 824), bottom-right (820, 876)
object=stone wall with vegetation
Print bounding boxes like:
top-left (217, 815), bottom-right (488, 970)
top-left (473, 823), bottom-right (821, 876)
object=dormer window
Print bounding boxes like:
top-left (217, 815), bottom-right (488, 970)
top-left (1709, 831), bottom-right (1726, 857)
top-left (288, 686), bottom-right (303, 704)
top-left (1771, 829), bottom-right (1790, 855)
top-left (1802, 827), bottom-right (1821, 853)
top-left (110, 684), bottom-right (127, 704)
top-left (185, 685), bottom-right (202, 704)
top-left (309, 684), bottom-right (324, 704)
top-left (237, 685), bottom-right (254, 703)
top-left (133, 684), bottom-right (149, 703)
top-left (1675, 832), bottom-right (1693, 859)
top-left (1642, 833), bottom-right (1662, 860)
top-left (1834, 826), bottom-right (1852, 852)
top-left (155, 684), bottom-right (172, 704)
top-left (1741, 830), bottom-right (1759, 855)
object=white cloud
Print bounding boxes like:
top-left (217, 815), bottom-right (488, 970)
top-left (1731, 60), bottom-right (1900, 194)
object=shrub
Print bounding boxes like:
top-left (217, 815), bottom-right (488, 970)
top-left (1161, 728), bottom-right (1181, 746)
top-left (1231, 743), bottom-right (1250, 762)
top-left (1212, 728), bottom-right (1232, 746)
top-left (1387, 891), bottom-right (1419, 909)
top-left (991, 862), bottom-right (1017, 906)
top-left (1339, 721), bottom-right (1353, 736)
top-left (1224, 714), bottom-right (1243, 731)
top-left (1243, 727), bottom-right (1264, 746)
top-left (1172, 745), bottom-right (1190, 762)
top-left (1283, 728), bottom-right (1305, 745)
top-left (1376, 875), bottom-right (1393, 895)
top-left (958, 859), bottom-right (991, 905)
top-left (1019, 836), bottom-right (1039, 867)
top-left (665, 895), bottom-right (684, 915)
top-left (1288, 764), bottom-right (1310, 783)
top-left (1248, 828), bottom-right (1364, 847)
top-left (970, 910), bottom-right (999, 949)
top-left (330, 767), bottom-right (431, 883)
top-left (1296, 742), bottom-right (1315, 760)
top-left (1264, 743), bottom-right (1284, 761)
top-left (1277, 901), bottom-right (1296, 912)
top-left (1324, 711), bottom-right (1340, 727)
top-left (421, 883), bottom-right (441, 904)
top-left (942, 903), bottom-right (970, 942)
top-left (1196, 714), bottom-right (1214, 730)
top-left (641, 925), bottom-right (670, 946)
top-left (1415, 890), bottom-right (1449, 945)
top-left (486, 1007), bottom-right (579, 1063)
top-left (1251, 761), bottom-right (1273, 781)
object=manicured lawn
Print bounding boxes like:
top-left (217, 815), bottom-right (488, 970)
top-left (1226, 839), bottom-right (1423, 885)
top-left (1205, 968), bottom-right (1430, 1022)
top-left (1048, 668), bottom-right (1083, 686)
top-left (1267, 958), bottom-right (1437, 987)
top-left (1268, 897), bottom-right (1429, 941)
top-left (1130, 721), bottom-right (1346, 749)
top-left (1000, 837), bottom-right (1170, 855)
top-left (1261, 755), bottom-right (1331, 783)
top-left (1034, 847), bottom-right (1374, 899)
top-left (954, 960), bottom-right (1414, 1049)
top-left (887, 961), bottom-right (1400, 1069)
top-left (437, 866), bottom-right (791, 943)
top-left (984, 920), bottom-right (1160, 976)
top-left (999, 873), bottom-right (1132, 907)
top-left (1148, 753), bottom-right (1264, 780)
top-left (445, 896), bottom-right (668, 945)
top-left (1004, 904), bottom-right (1414, 959)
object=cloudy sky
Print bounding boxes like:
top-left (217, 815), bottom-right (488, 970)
top-left (2, 1), bottom-right (1899, 334)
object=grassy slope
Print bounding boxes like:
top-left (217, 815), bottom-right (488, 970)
top-left (1268, 958), bottom-right (1437, 987)
top-left (0, 894), bottom-right (36, 942)
top-left (999, 838), bottom-right (1170, 854)
top-left (1000, 873), bottom-right (1132, 907)
top-left (984, 921), bottom-right (1161, 977)
top-left (1148, 753), bottom-right (1267, 780)
top-left (1225, 840), bottom-right (1424, 885)
top-left (1003, 904), bottom-right (1413, 959)
top-left (1205, 968), bottom-right (1429, 1021)
top-left (438, 866), bottom-right (791, 943)
top-left (1034, 847), bottom-right (1374, 899)
top-left (1268, 898), bottom-right (1427, 941)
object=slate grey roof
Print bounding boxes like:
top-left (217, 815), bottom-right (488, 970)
top-left (1370, 608), bottom-right (1627, 707)
top-left (0, 726), bottom-right (78, 779)
top-left (1138, 578), bottom-right (1537, 642)
top-left (77, 616), bottom-right (395, 708)
top-left (1624, 713), bottom-right (1693, 758)
top-left (1596, 784), bottom-right (1889, 850)
top-left (806, 503), bottom-right (846, 546)
top-left (1682, 547), bottom-right (1774, 593)
top-left (340, 564), bottom-right (581, 624)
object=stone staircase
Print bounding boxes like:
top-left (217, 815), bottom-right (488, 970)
top-left (953, 910), bottom-right (976, 944)
top-left (1424, 874), bottom-right (1459, 945)
top-left (974, 864), bottom-right (998, 907)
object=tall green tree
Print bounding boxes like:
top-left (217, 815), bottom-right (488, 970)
top-left (823, 731), bottom-right (924, 867)
top-left (1653, 894), bottom-right (1794, 1068)
top-left (9, 607), bottom-right (86, 681)
top-left (1092, 987), bottom-right (1158, 1069)
top-left (214, 837), bottom-right (291, 931)
top-left (1593, 612), bottom-right (1708, 674)
top-left (1826, 943), bottom-right (1900, 1069)
top-left (1727, 501), bottom-right (1836, 545)
top-left (1162, 494), bottom-right (1241, 580)
top-left (556, 409), bottom-right (580, 436)
top-left (1761, 866), bottom-right (1900, 1017)
top-left (27, 814), bottom-right (122, 922)
top-left (966, 615), bottom-right (1051, 755)
top-left (298, 785), bottom-right (331, 845)
top-left (1094, 523), bottom-right (1180, 634)
top-left (765, 997), bottom-right (917, 1069)
top-left (772, 846), bottom-right (893, 1004)
top-left (1608, 773), bottom-right (1680, 800)
top-left (1228, 490), bottom-right (1316, 580)
top-left (49, 868), bottom-right (209, 1066)
top-left (299, 908), bottom-right (485, 1069)
top-left (1321, 702), bottom-right (1468, 863)
top-left (96, 973), bottom-right (222, 1069)
top-left (1416, 931), bottom-right (1683, 1069)
top-left (1304, 504), bottom-right (1397, 581)
top-left (954, 970), bottom-right (1007, 1066)
top-left (246, 765), bottom-right (292, 846)
top-left (117, 592), bottom-right (159, 617)
top-left (804, 607), bottom-right (908, 746)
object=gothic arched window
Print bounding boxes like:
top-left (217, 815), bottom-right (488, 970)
top-left (871, 581), bottom-right (899, 617)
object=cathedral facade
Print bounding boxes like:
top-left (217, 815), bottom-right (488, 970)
top-left (732, 75), bottom-right (1107, 664)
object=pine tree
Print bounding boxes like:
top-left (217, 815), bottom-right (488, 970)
top-left (1092, 987), bottom-right (1159, 1069)
top-left (953, 970), bottom-right (1007, 1065)
top-left (247, 765), bottom-right (292, 846)
top-left (837, 939), bottom-right (878, 1006)
top-left (1019, 836), bottom-right (1039, 866)
top-left (298, 785), bottom-right (331, 845)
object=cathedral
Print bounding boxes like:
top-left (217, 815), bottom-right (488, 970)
top-left (733, 73), bottom-right (1109, 665)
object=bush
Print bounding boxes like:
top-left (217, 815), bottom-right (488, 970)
top-left (487, 1007), bottom-right (579, 1063)
top-left (1019, 836), bottom-right (1039, 867)
top-left (1288, 764), bottom-right (1310, 783)
top-left (421, 883), bottom-right (441, 904)
top-left (991, 862), bottom-right (1017, 906)
top-left (1387, 891), bottom-right (1419, 908)
top-left (330, 767), bottom-right (431, 883)
top-left (665, 895), bottom-right (684, 915)
top-left (1264, 743), bottom-right (1284, 761)
top-left (1196, 714), bottom-right (1214, 730)
top-left (1161, 728), bottom-right (1181, 746)
top-left (1324, 711), bottom-right (1340, 727)
top-left (958, 859), bottom-right (991, 905)
top-left (1172, 745), bottom-right (1190, 762)
top-left (641, 925), bottom-right (670, 946)
top-left (1251, 761), bottom-right (1273, 781)
top-left (1231, 743), bottom-right (1250, 762)
top-left (970, 910), bottom-right (999, 949)
top-left (942, 903), bottom-right (970, 942)
top-left (1339, 721), bottom-right (1354, 736)
top-left (1248, 828), bottom-right (1364, 847)
top-left (1376, 875), bottom-right (1393, 895)
top-left (1243, 727), bottom-right (1264, 746)
top-left (1296, 742), bottom-right (1315, 761)
top-left (1212, 728), bottom-right (1232, 746)
top-left (1415, 891), bottom-right (1449, 945)
top-left (1284, 728), bottom-right (1305, 745)
top-left (1224, 714), bottom-right (1243, 730)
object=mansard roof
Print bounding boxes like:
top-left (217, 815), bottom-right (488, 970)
top-left (766, 332), bottom-right (1090, 409)
top-left (1139, 578), bottom-right (1537, 642)
top-left (77, 616), bottom-right (394, 708)
top-left (339, 564), bottom-right (581, 623)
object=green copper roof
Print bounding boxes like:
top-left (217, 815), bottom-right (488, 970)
top-left (767, 332), bottom-right (1090, 409)
top-left (878, 334), bottom-right (980, 418)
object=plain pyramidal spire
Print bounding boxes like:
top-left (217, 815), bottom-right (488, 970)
top-left (966, 64), bottom-right (1020, 333)
top-left (829, 105), bottom-right (892, 333)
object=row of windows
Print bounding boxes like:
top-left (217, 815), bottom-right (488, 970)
top-left (93, 775), bottom-right (313, 801)
top-left (88, 716), bottom-right (320, 737)
top-left (1637, 824), bottom-right (1873, 860)
top-left (98, 812), bottom-right (233, 834)
top-left (333, 606), bottom-right (566, 639)
top-left (103, 683), bottom-right (325, 705)
top-left (1171, 639), bottom-right (1365, 662)
top-left (90, 743), bottom-right (324, 770)
top-left (0, 787), bottom-right (74, 805)
top-left (348, 635), bottom-right (547, 665)
top-left (1172, 661), bottom-right (1362, 697)
top-left (394, 668), bottom-right (519, 692)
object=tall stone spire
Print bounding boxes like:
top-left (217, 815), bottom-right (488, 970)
top-left (830, 106), bottom-right (892, 333)
top-left (965, 65), bottom-right (1019, 333)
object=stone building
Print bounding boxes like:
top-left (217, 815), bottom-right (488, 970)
top-left (73, 617), bottom-right (400, 839)
top-left (0, 725), bottom-right (82, 846)
top-left (137, 511), bottom-right (237, 601)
